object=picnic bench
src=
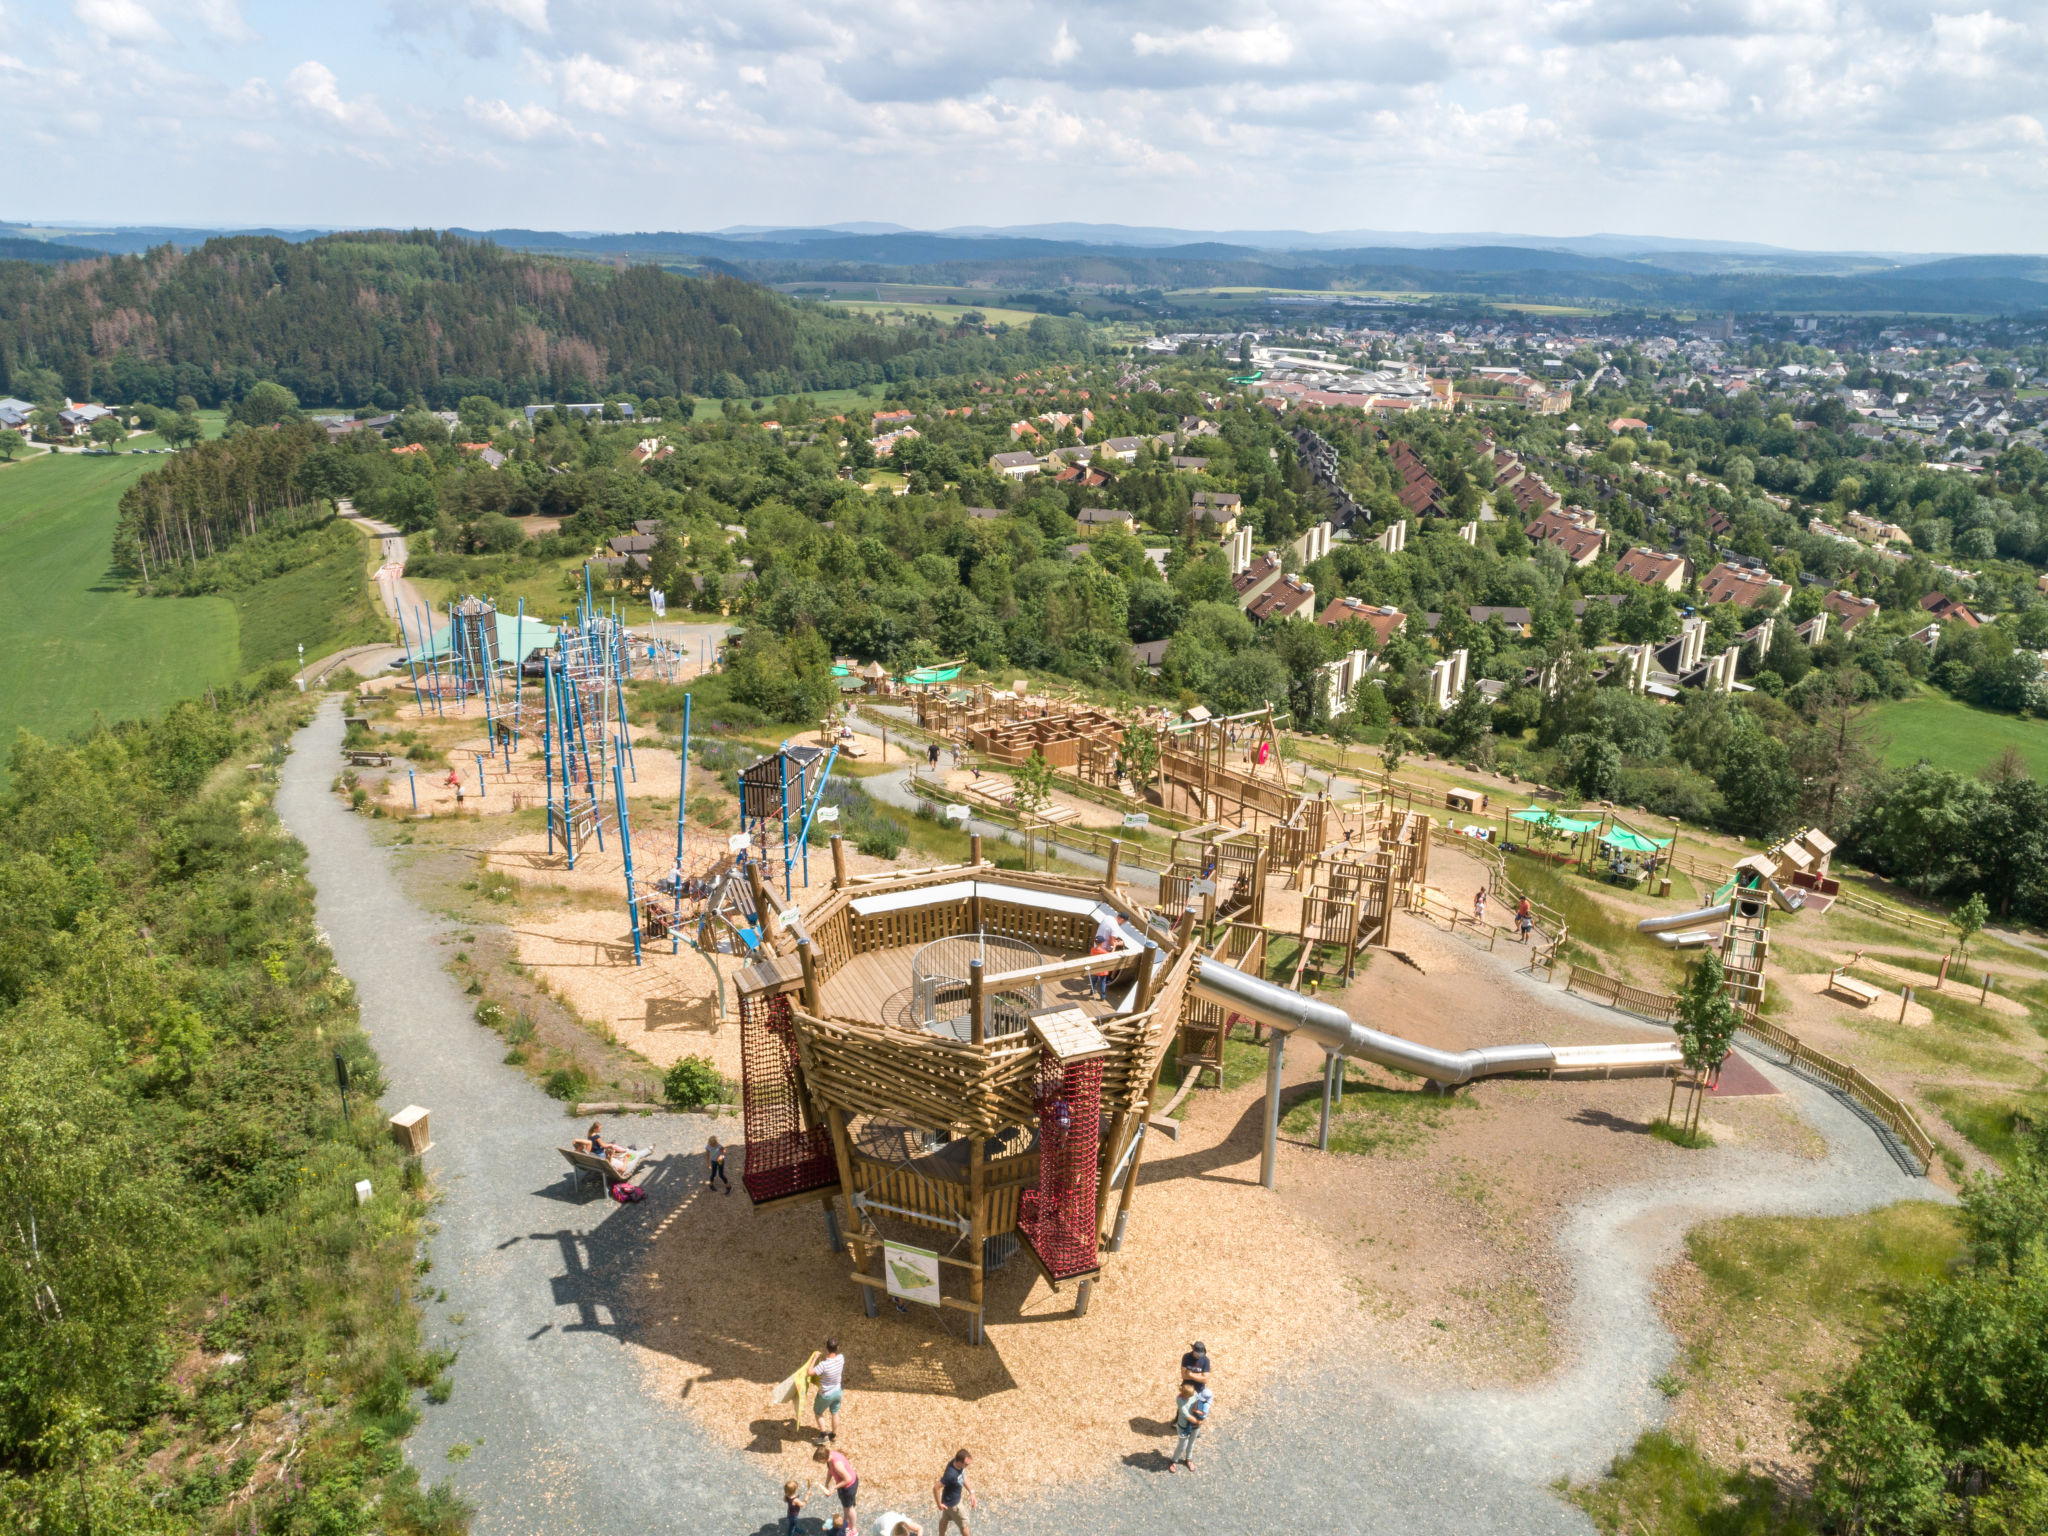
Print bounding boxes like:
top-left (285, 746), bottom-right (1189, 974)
top-left (348, 751), bottom-right (394, 767)
top-left (1825, 966), bottom-right (1883, 1007)
top-left (558, 1143), bottom-right (654, 1198)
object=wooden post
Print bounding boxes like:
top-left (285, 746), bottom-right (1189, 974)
top-left (1134, 941), bottom-right (1160, 1015)
top-left (970, 832), bottom-right (983, 867)
top-left (797, 938), bottom-right (822, 1016)
top-left (824, 1106), bottom-right (877, 1316)
top-left (746, 860), bottom-right (771, 935)
top-left (1250, 843), bottom-right (1269, 926)
top-left (1260, 1031), bottom-right (1287, 1189)
top-left (967, 1133), bottom-right (987, 1346)
top-left (968, 957), bottom-right (986, 1045)
top-left (1318, 1051), bottom-right (1337, 1151)
top-left (1105, 837), bottom-right (1122, 890)
top-left (1898, 986), bottom-right (1912, 1025)
top-left (830, 833), bottom-right (848, 890)
top-left (1935, 951), bottom-right (1949, 990)
top-left (1980, 972), bottom-right (1992, 1006)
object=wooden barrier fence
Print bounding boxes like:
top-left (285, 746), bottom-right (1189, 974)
top-left (1564, 965), bottom-right (1678, 1025)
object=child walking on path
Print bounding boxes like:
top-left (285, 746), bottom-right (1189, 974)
top-left (705, 1135), bottom-right (732, 1193)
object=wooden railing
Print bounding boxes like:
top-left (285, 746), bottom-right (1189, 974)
top-left (1564, 965), bottom-right (1678, 1024)
top-left (1828, 884), bottom-right (1952, 940)
top-left (1733, 1012), bottom-right (1937, 1172)
top-left (1555, 965), bottom-right (1937, 1174)
top-left (903, 770), bottom-right (1174, 873)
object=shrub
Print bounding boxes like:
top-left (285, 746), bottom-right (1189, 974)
top-left (663, 1055), bottom-right (731, 1109)
top-left (542, 1064), bottom-right (591, 1101)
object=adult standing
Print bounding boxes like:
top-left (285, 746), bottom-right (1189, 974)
top-left (1179, 1340), bottom-right (1211, 1393)
top-left (933, 1448), bottom-right (976, 1536)
top-left (817, 1440), bottom-right (859, 1530)
top-left (1170, 1379), bottom-right (1211, 1472)
top-left (811, 1337), bottom-right (847, 1441)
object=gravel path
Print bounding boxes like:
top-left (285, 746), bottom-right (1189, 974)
top-left (277, 694), bottom-right (1942, 1535)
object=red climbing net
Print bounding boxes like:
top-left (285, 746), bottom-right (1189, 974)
top-left (1016, 1052), bottom-right (1104, 1281)
top-left (738, 990), bottom-right (839, 1205)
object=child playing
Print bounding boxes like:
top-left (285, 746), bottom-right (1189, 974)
top-left (706, 1135), bottom-right (732, 1194)
top-left (782, 1480), bottom-right (804, 1536)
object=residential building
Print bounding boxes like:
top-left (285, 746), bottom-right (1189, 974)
top-left (1077, 507), bottom-right (1137, 535)
top-left (1615, 547), bottom-right (1691, 592)
top-left (1318, 648), bottom-right (1380, 717)
top-left (1920, 592), bottom-right (1981, 628)
top-left (1317, 598), bottom-right (1407, 646)
top-left (1171, 456), bottom-right (1210, 472)
top-left (989, 450), bottom-right (1041, 480)
top-left (524, 402), bottom-right (634, 423)
top-left (1100, 436), bottom-right (1144, 462)
top-left (1822, 590), bottom-right (1880, 632)
top-left (1698, 561), bottom-right (1787, 609)
top-left (1526, 507), bottom-right (1606, 568)
top-left (1247, 575), bottom-right (1316, 624)
top-left (1232, 552), bottom-right (1285, 608)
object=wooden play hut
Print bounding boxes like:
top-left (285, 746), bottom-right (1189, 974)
top-left (731, 848), bottom-right (1195, 1340)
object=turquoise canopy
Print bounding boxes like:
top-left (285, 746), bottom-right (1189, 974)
top-left (416, 611), bottom-right (559, 662)
top-left (1512, 808), bottom-right (1599, 834)
top-left (1601, 826), bottom-right (1672, 854)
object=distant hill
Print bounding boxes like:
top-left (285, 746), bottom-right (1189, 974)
top-left (0, 230), bottom-right (1055, 409)
top-left (0, 236), bottom-right (103, 263)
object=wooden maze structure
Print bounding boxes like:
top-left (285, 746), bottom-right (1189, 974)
top-left (731, 840), bottom-right (1193, 1339)
top-left (1156, 708), bottom-right (1328, 837)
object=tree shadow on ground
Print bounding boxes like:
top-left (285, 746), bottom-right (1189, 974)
top-left (1570, 1107), bottom-right (1654, 1136)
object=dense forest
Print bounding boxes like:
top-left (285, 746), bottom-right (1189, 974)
top-left (0, 232), bottom-right (1087, 410)
top-left (0, 678), bottom-right (462, 1535)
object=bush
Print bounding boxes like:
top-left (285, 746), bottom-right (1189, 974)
top-left (663, 1055), bottom-right (731, 1109)
top-left (857, 826), bottom-right (904, 859)
top-left (542, 1064), bottom-right (591, 1101)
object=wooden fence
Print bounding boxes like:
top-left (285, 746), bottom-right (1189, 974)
top-left (1563, 965), bottom-right (1678, 1025)
top-left (1557, 966), bottom-right (1937, 1174)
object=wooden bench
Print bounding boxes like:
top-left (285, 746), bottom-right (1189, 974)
top-left (558, 1144), bottom-right (654, 1198)
top-left (1826, 967), bottom-right (1883, 1007)
top-left (348, 751), bottom-right (394, 767)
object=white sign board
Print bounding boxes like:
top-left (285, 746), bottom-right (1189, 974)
top-left (728, 832), bottom-right (752, 854)
top-left (778, 907), bottom-right (801, 931)
top-left (945, 804), bottom-right (971, 822)
top-left (1121, 812), bottom-right (1150, 829)
top-left (882, 1241), bottom-right (943, 1307)
top-left (815, 805), bottom-right (840, 823)
top-left (1191, 879), bottom-right (1217, 898)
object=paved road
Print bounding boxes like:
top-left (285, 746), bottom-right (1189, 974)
top-left (277, 694), bottom-right (1941, 1536)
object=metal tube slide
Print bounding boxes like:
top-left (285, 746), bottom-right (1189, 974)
top-left (1650, 929), bottom-right (1720, 949)
top-left (1637, 902), bottom-right (1731, 935)
top-left (1191, 958), bottom-right (1568, 1086)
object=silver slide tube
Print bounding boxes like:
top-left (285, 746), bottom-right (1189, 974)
top-left (1637, 901), bottom-right (1732, 935)
top-left (1189, 957), bottom-right (1557, 1086)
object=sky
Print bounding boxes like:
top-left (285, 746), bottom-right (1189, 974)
top-left (7, 0), bottom-right (2048, 252)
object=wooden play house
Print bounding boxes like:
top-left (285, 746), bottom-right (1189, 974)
top-left (732, 847), bottom-right (1196, 1339)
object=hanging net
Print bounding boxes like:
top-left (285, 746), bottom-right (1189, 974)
top-left (738, 989), bottom-right (839, 1205)
top-left (1016, 1050), bottom-right (1104, 1282)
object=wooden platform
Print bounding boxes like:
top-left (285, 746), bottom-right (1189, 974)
top-left (817, 945), bottom-right (1121, 1032)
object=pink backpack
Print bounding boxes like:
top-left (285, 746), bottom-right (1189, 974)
top-left (611, 1182), bottom-right (645, 1203)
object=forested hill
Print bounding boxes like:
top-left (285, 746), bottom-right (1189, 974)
top-left (0, 230), bottom-right (1018, 409)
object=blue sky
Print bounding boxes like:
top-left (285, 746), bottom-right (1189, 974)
top-left (7, 1), bottom-right (2047, 250)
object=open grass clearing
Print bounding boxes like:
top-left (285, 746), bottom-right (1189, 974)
top-left (1867, 689), bottom-right (2048, 776)
top-left (1278, 1070), bottom-right (1476, 1156)
top-left (1921, 1084), bottom-right (2048, 1166)
top-left (0, 452), bottom-right (238, 746)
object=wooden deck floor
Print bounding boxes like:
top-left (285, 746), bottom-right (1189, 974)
top-left (818, 945), bottom-right (1119, 1033)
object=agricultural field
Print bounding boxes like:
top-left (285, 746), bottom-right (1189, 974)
top-left (1868, 689), bottom-right (2048, 776)
top-left (829, 298), bottom-right (1047, 327)
top-left (0, 452), bottom-right (238, 746)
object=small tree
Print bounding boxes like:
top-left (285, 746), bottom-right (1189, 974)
top-left (1380, 727), bottom-right (1413, 776)
top-left (0, 429), bottom-right (23, 462)
top-left (87, 416), bottom-right (125, 451)
top-left (1011, 750), bottom-right (1056, 870)
top-left (1118, 721), bottom-right (1158, 797)
top-left (1670, 950), bottom-right (1738, 1137)
top-left (1952, 890), bottom-right (1989, 964)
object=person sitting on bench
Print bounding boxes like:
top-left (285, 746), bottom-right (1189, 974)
top-left (585, 1122), bottom-right (629, 1174)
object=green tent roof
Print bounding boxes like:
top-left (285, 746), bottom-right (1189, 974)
top-left (1511, 808), bottom-right (1599, 834)
top-left (1601, 826), bottom-right (1672, 853)
top-left (901, 665), bottom-right (963, 685)
top-left (417, 611), bottom-right (559, 663)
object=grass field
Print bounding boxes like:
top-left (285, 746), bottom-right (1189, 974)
top-left (830, 298), bottom-right (1046, 327)
top-left (230, 522), bottom-right (388, 672)
top-left (1869, 690), bottom-right (2048, 776)
top-left (0, 453), bottom-right (238, 745)
top-left (686, 385), bottom-right (881, 422)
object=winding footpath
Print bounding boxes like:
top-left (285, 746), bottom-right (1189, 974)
top-left (277, 695), bottom-right (1944, 1535)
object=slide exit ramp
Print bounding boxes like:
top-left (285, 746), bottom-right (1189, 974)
top-left (1184, 957), bottom-right (1681, 1188)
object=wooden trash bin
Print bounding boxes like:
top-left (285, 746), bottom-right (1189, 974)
top-left (389, 1105), bottom-right (433, 1157)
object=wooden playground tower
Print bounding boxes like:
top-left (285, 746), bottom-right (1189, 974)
top-left (732, 837), bottom-right (1194, 1339)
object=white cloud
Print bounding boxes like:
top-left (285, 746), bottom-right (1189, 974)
top-left (189, 0), bottom-right (256, 42)
top-left (286, 61), bottom-right (395, 134)
top-left (72, 0), bottom-right (168, 45)
top-left (1131, 24), bottom-right (1294, 66)
top-left (464, 95), bottom-right (599, 143)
